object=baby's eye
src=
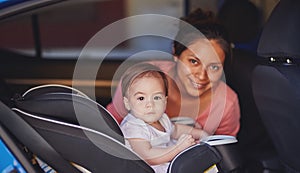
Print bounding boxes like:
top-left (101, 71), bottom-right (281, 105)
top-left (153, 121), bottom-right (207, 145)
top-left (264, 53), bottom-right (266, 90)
top-left (137, 97), bottom-right (145, 101)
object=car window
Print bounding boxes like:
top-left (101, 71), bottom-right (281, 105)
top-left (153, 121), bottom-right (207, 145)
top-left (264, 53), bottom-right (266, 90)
top-left (0, 0), bottom-right (278, 60)
top-left (0, 15), bottom-right (35, 56)
top-left (0, 0), bottom-right (184, 60)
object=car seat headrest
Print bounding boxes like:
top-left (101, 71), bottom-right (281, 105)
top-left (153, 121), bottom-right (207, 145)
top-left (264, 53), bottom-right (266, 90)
top-left (258, 0), bottom-right (300, 59)
top-left (12, 84), bottom-right (124, 143)
top-left (21, 84), bottom-right (89, 99)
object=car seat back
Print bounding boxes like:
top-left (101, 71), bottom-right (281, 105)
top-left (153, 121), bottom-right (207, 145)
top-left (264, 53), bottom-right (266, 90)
top-left (224, 48), bottom-right (281, 171)
top-left (253, 64), bottom-right (300, 172)
top-left (253, 0), bottom-right (300, 172)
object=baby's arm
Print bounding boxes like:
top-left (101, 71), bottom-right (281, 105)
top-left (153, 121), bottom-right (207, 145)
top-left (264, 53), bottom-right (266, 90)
top-left (171, 124), bottom-right (209, 140)
top-left (127, 134), bottom-right (195, 165)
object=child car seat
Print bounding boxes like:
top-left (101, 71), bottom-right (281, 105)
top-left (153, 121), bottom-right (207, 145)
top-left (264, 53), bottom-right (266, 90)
top-left (10, 84), bottom-right (223, 172)
top-left (11, 84), bottom-right (153, 172)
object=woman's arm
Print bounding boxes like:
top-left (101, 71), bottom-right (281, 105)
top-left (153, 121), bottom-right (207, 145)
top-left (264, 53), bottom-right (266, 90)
top-left (127, 134), bottom-right (195, 165)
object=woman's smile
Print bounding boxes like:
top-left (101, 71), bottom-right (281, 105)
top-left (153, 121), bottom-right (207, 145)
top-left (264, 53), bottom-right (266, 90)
top-left (188, 76), bottom-right (210, 89)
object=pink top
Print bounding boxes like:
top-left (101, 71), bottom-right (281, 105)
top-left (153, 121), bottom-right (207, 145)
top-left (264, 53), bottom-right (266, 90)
top-left (106, 60), bottom-right (240, 136)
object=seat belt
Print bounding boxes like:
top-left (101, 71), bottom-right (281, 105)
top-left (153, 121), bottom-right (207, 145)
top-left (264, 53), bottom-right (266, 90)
top-left (0, 101), bottom-right (81, 173)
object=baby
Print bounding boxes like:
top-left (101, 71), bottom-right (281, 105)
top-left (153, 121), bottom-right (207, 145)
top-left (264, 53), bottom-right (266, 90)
top-left (120, 62), bottom-right (208, 173)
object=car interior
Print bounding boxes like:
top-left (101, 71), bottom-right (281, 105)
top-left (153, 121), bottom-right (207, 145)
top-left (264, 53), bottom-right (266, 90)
top-left (1, 0), bottom-right (299, 172)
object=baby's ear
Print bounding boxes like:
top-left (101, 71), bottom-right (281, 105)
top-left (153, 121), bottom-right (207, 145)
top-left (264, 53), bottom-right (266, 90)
top-left (123, 97), bottom-right (130, 111)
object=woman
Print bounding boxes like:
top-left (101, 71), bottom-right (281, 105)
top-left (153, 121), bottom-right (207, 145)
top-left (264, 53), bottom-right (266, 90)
top-left (107, 8), bottom-right (240, 137)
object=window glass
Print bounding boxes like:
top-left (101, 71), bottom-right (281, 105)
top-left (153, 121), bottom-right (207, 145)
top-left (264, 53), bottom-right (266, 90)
top-left (0, 0), bottom-right (184, 60)
top-left (39, 0), bottom-right (126, 59)
top-left (0, 16), bottom-right (35, 56)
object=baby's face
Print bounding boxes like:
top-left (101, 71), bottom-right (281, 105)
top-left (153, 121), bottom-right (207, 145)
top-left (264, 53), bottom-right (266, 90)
top-left (124, 76), bottom-right (167, 124)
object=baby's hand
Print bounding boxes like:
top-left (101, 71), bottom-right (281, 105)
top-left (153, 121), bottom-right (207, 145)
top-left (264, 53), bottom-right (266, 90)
top-left (176, 134), bottom-right (196, 151)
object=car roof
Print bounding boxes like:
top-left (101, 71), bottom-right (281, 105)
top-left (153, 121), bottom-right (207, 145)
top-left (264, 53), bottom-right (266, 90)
top-left (0, 0), bottom-right (64, 20)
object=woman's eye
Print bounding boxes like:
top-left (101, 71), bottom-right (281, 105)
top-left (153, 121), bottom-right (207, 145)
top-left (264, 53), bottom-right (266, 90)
top-left (189, 59), bottom-right (198, 65)
top-left (154, 96), bottom-right (162, 100)
top-left (208, 65), bottom-right (221, 71)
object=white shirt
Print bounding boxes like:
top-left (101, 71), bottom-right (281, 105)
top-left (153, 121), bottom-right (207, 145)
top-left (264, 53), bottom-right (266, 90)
top-left (120, 113), bottom-right (174, 173)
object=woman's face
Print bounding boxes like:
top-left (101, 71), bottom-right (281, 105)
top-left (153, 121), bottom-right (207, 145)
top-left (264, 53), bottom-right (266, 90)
top-left (174, 39), bottom-right (225, 97)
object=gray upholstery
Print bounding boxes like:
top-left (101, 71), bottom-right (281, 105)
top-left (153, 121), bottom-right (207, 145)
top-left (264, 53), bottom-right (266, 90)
top-left (253, 0), bottom-right (300, 172)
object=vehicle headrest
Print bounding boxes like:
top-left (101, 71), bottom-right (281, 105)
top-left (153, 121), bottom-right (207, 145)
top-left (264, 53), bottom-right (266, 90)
top-left (257, 0), bottom-right (300, 60)
top-left (218, 0), bottom-right (261, 43)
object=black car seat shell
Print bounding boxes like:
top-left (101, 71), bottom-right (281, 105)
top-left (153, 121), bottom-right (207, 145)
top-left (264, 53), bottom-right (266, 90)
top-left (12, 106), bottom-right (154, 173)
top-left (11, 84), bottom-right (152, 172)
top-left (10, 84), bottom-right (224, 173)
